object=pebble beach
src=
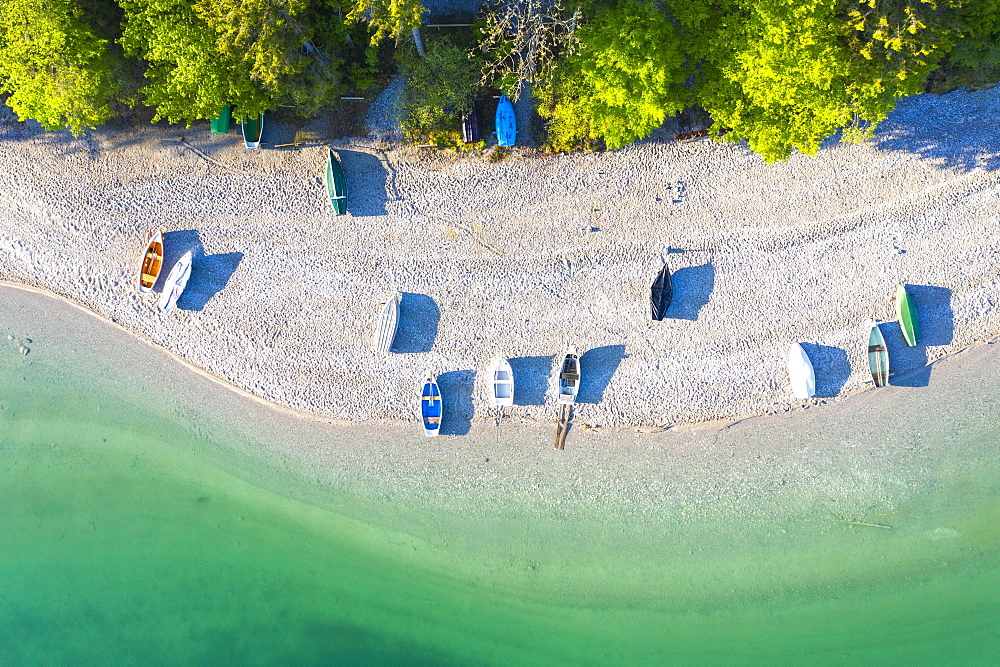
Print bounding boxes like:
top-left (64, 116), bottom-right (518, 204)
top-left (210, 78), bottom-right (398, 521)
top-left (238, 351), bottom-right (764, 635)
top-left (1, 85), bottom-right (999, 433)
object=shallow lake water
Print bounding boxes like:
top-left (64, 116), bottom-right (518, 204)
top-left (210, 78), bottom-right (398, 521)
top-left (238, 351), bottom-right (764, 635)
top-left (1, 286), bottom-right (998, 664)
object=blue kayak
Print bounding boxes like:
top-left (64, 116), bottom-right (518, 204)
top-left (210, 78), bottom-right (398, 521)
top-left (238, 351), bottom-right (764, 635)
top-left (495, 95), bottom-right (516, 146)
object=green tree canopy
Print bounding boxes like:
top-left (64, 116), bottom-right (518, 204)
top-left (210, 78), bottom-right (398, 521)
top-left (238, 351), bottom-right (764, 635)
top-left (681, 0), bottom-right (963, 162)
top-left (402, 36), bottom-right (481, 143)
top-left (120, 0), bottom-right (272, 124)
top-left (537, 0), bottom-right (688, 150)
top-left (0, 0), bottom-right (117, 135)
top-left (347, 0), bottom-right (424, 43)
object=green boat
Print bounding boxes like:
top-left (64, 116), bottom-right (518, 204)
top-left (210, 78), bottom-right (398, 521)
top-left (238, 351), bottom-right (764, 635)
top-left (241, 112), bottom-right (264, 149)
top-left (325, 147), bottom-right (348, 215)
top-left (868, 324), bottom-right (889, 387)
top-left (209, 105), bottom-right (231, 134)
top-left (895, 284), bottom-right (919, 347)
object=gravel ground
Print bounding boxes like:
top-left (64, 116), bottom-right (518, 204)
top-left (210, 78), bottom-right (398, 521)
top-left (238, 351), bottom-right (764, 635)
top-left (2, 86), bottom-right (1000, 431)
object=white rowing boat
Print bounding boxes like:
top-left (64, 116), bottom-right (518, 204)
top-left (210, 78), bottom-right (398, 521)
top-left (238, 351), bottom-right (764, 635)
top-left (372, 293), bottom-right (400, 354)
top-left (787, 342), bottom-right (816, 399)
top-left (489, 357), bottom-right (514, 407)
top-left (158, 250), bottom-right (193, 312)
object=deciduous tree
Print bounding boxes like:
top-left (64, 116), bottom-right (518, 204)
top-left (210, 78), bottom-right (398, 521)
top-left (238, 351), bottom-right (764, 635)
top-left (0, 0), bottom-right (116, 135)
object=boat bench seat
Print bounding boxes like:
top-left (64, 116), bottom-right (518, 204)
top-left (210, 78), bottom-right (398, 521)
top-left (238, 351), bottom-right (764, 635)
top-left (426, 417), bottom-right (440, 424)
top-left (560, 372), bottom-right (579, 381)
top-left (868, 345), bottom-right (886, 352)
top-left (422, 395), bottom-right (438, 402)
top-left (141, 273), bottom-right (158, 283)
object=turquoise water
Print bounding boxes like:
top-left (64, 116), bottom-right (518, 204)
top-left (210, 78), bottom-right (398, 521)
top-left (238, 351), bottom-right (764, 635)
top-left (1, 287), bottom-right (999, 664)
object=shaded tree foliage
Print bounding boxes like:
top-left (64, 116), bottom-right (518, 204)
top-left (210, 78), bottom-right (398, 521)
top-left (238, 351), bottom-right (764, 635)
top-left (402, 37), bottom-right (481, 143)
top-left (479, 0), bottom-right (581, 98)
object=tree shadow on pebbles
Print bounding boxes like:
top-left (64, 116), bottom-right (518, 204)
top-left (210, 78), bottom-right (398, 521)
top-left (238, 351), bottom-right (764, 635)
top-left (872, 88), bottom-right (1000, 172)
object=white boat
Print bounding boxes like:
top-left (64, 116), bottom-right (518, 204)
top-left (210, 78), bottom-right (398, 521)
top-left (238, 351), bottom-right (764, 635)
top-left (489, 357), bottom-right (514, 407)
top-left (787, 342), bottom-right (816, 399)
top-left (557, 346), bottom-right (580, 405)
top-left (158, 250), bottom-right (193, 311)
top-left (372, 293), bottom-right (400, 354)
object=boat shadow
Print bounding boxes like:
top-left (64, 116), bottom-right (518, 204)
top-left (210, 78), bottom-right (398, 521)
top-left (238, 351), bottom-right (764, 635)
top-left (438, 369), bottom-right (474, 436)
top-left (577, 345), bottom-right (625, 404)
top-left (907, 284), bottom-right (954, 346)
top-left (666, 263), bottom-right (714, 320)
top-left (886, 325), bottom-right (930, 388)
top-left (800, 343), bottom-right (849, 397)
top-left (335, 149), bottom-right (390, 217)
top-left (886, 285), bottom-right (951, 388)
top-left (509, 355), bottom-right (554, 406)
top-left (160, 230), bottom-right (242, 311)
top-left (392, 293), bottom-right (439, 353)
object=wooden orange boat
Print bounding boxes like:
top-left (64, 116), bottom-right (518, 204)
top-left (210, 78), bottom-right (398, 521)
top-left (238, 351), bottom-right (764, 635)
top-left (138, 230), bottom-right (164, 293)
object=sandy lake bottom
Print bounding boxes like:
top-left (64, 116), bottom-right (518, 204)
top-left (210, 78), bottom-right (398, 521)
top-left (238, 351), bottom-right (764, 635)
top-left (1, 286), bottom-right (998, 663)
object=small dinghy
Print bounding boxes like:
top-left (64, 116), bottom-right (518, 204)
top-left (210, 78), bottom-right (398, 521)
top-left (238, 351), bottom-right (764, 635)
top-left (895, 284), bottom-right (919, 347)
top-left (495, 95), bottom-right (516, 147)
top-left (138, 230), bottom-right (164, 293)
top-left (210, 105), bottom-right (231, 134)
top-left (650, 263), bottom-right (673, 320)
top-left (461, 106), bottom-right (480, 143)
top-left (787, 342), bottom-right (816, 399)
top-left (868, 323), bottom-right (889, 387)
top-left (372, 293), bottom-right (400, 355)
top-left (158, 250), bottom-right (193, 312)
top-left (421, 376), bottom-right (442, 437)
top-left (241, 112), bottom-right (264, 148)
top-left (489, 357), bottom-right (514, 407)
top-left (325, 147), bottom-right (348, 215)
top-left (558, 346), bottom-right (580, 405)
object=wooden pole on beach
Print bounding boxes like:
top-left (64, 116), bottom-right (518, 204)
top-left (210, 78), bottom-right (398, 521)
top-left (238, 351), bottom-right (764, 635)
top-left (554, 404), bottom-right (571, 449)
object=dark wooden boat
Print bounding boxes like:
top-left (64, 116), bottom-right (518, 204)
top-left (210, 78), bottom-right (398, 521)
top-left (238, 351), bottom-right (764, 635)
top-left (325, 147), bottom-right (348, 215)
top-left (138, 230), bottom-right (164, 293)
top-left (461, 106), bottom-right (480, 143)
top-left (650, 264), bottom-right (673, 320)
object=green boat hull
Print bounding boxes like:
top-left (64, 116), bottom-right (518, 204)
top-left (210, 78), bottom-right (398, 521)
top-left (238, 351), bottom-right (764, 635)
top-left (241, 113), bottom-right (264, 148)
top-left (210, 105), bottom-right (231, 134)
top-left (868, 324), bottom-right (889, 387)
top-left (895, 284), bottom-right (919, 346)
top-left (326, 148), bottom-right (348, 215)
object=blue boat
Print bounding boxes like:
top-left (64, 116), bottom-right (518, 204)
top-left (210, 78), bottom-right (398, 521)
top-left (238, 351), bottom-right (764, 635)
top-left (495, 95), bottom-right (516, 147)
top-left (421, 376), bottom-right (442, 437)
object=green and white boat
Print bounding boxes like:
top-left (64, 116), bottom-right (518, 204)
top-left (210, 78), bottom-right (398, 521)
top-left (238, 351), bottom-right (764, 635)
top-left (868, 323), bottom-right (889, 387)
top-left (210, 105), bottom-right (231, 134)
top-left (325, 147), bottom-right (348, 215)
top-left (895, 284), bottom-right (919, 347)
top-left (241, 112), bottom-right (264, 149)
